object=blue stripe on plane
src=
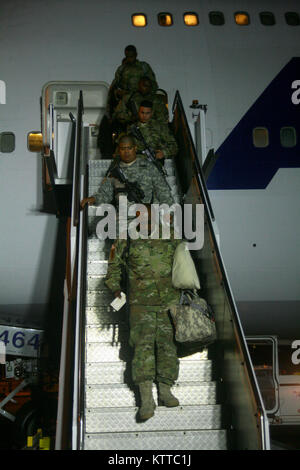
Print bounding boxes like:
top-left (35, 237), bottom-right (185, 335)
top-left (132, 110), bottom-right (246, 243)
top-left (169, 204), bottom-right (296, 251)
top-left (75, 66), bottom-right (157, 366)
top-left (207, 58), bottom-right (300, 190)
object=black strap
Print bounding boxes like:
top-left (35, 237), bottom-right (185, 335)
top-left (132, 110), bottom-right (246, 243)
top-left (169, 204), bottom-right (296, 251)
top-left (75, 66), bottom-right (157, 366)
top-left (124, 235), bottom-right (131, 325)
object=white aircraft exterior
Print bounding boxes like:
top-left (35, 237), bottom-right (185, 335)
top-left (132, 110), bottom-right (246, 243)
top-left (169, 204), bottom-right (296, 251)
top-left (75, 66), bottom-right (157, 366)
top-left (0, 0), bottom-right (299, 341)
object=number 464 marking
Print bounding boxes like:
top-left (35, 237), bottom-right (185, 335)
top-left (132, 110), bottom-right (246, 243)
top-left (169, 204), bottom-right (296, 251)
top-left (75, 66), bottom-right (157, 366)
top-left (0, 329), bottom-right (42, 355)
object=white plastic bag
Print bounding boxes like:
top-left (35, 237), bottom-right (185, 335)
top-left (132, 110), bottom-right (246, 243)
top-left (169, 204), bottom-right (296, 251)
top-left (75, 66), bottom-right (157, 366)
top-left (172, 241), bottom-right (200, 289)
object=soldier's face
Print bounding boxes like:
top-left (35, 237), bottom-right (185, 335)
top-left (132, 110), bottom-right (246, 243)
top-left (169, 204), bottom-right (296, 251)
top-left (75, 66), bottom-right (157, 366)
top-left (139, 81), bottom-right (151, 95)
top-left (124, 51), bottom-right (137, 65)
top-left (119, 142), bottom-right (137, 163)
top-left (138, 106), bottom-right (153, 123)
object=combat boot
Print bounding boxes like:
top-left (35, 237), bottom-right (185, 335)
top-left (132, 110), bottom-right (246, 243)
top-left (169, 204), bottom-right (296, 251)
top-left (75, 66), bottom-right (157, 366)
top-left (158, 382), bottom-right (179, 407)
top-left (138, 381), bottom-right (156, 420)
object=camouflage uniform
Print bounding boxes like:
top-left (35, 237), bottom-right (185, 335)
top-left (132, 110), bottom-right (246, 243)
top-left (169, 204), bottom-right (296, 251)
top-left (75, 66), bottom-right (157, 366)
top-left (92, 157), bottom-right (174, 208)
top-left (111, 60), bottom-right (158, 95)
top-left (113, 91), bottom-right (169, 125)
top-left (129, 120), bottom-right (178, 159)
top-left (105, 234), bottom-right (181, 385)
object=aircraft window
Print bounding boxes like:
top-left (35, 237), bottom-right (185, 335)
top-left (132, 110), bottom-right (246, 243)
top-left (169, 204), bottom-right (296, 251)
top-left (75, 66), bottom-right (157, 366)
top-left (209, 11), bottom-right (225, 26)
top-left (234, 12), bottom-right (250, 26)
top-left (55, 92), bottom-right (68, 106)
top-left (253, 128), bottom-right (269, 148)
top-left (183, 13), bottom-right (199, 26)
top-left (158, 13), bottom-right (173, 27)
top-left (132, 14), bottom-right (147, 27)
top-left (0, 132), bottom-right (15, 153)
top-left (285, 12), bottom-right (300, 26)
top-left (280, 127), bottom-right (297, 148)
top-left (260, 12), bottom-right (276, 26)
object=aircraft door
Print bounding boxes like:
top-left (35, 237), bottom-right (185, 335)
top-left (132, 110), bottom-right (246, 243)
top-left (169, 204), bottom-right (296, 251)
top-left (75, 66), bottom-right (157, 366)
top-left (42, 81), bottom-right (109, 184)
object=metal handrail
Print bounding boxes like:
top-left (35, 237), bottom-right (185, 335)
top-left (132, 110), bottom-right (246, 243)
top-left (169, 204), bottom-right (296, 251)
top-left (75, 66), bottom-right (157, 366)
top-left (68, 92), bottom-right (88, 449)
top-left (74, 168), bottom-right (88, 450)
top-left (73, 91), bottom-right (84, 227)
top-left (172, 90), bottom-right (215, 221)
top-left (171, 90), bottom-right (270, 449)
top-left (55, 91), bottom-right (86, 450)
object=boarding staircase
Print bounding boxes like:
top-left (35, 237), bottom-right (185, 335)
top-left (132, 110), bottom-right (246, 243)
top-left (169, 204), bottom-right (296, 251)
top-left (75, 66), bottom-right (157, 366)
top-left (83, 158), bottom-right (227, 450)
top-left (50, 88), bottom-right (270, 450)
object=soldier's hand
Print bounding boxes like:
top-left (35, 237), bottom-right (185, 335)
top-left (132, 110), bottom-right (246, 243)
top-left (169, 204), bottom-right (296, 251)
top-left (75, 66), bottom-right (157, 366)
top-left (155, 149), bottom-right (164, 160)
top-left (114, 290), bottom-right (122, 299)
top-left (80, 197), bottom-right (95, 210)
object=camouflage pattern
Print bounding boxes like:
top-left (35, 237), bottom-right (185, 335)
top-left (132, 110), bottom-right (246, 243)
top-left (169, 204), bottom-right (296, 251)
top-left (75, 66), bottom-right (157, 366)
top-left (112, 91), bottom-right (169, 125)
top-left (105, 235), bottom-right (181, 306)
top-left (169, 294), bottom-right (217, 345)
top-left (129, 120), bottom-right (178, 159)
top-left (92, 157), bottom-right (174, 208)
top-left (112, 60), bottom-right (158, 95)
top-left (129, 305), bottom-right (179, 385)
top-left (105, 234), bottom-right (181, 385)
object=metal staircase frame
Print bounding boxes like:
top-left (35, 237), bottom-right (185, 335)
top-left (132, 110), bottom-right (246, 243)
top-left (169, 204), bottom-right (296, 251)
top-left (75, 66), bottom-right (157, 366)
top-left (54, 90), bottom-right (270, 450)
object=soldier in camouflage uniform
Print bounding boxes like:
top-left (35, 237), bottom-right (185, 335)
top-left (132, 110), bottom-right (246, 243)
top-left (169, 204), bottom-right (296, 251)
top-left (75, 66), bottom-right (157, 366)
top-left (129, 100), bottom-right (178, 161)
top-left (112, 76), bottom-right (169, 126)
top-left (80, 134), bottom-right (174, 213)
top-left (103, 47), bottom-right (158, 154)
top-left (109, 45), bottom-right (158, 107)
top-left (105, 204), bottom-right (181, 420)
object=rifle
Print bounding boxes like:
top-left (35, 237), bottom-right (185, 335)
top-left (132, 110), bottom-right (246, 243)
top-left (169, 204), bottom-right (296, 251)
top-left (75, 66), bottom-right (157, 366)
top-left (129, 124), bottom-right (168, 177)
top-left (125, 93), bottom-right (139, 122)
top-left (107, 162), bottom-right (145, 203)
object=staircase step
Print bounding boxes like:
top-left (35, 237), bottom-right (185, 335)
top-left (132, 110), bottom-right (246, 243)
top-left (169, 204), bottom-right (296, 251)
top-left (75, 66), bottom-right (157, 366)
top-left (88, 159), bottom-right (175, 172)
top-left (85, 361), bottom-right (130, 385)
top-left (86, 340), bottom-right (208, 361)
top-left (88, 185), bottom-right (181, 197)
top-left (86, 306), bottom-right (124, 325)
top-left (84, 429), bottom-right (227, 450)
top-left (85, 359), bottom-right (213, 385)
top-left (87, 260), bottom-right (108, 276)
top-left (87, 239), bottom-right (110, 251)
top-left (85, 404), bottom-right (222, 433)
top-left (86, 324), bottom-right (129, 344)
top-left (87, 176), bottom-right (179, 188)
top-left (86, 342), bottom-right (132, 363)
top-left (86, 289), bottom-right (113, 307)
top-left (87, 242), bottom-right (111, 259)
top-left (89, 159), bottom-right (111, 171)
top-left (86, 275), bottom-right (109, 292)
top-left (87, 250), bottom-right (108, 261)
top-left (85, 382), bottom-right (217, 408)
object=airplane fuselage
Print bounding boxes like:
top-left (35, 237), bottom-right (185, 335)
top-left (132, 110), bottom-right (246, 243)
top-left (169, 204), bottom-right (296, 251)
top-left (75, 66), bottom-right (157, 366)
top-left (0, 0), bottom-right (299, 338)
